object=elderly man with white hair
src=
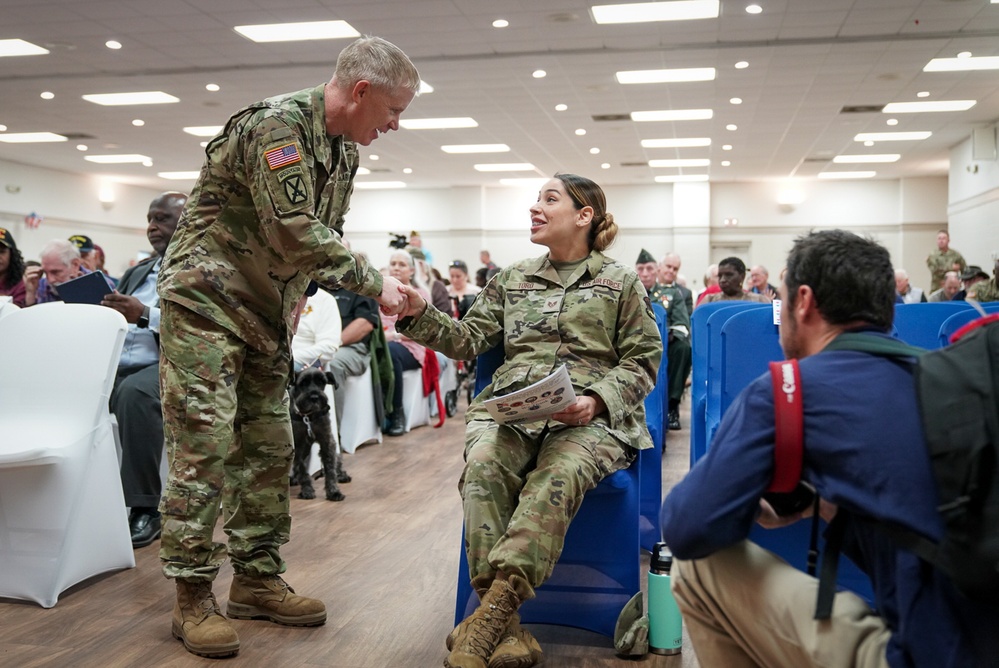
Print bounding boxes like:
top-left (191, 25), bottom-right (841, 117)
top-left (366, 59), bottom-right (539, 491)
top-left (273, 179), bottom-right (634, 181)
top-left (894, 268), bottom-right (926, 304)
top-left (23, 238), bottom-right (114, 306)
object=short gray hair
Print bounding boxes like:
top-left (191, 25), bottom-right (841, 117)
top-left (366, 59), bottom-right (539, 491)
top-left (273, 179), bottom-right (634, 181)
top-left (335, 36), bottom-right (420, 93)
top-left (40, 239), bottom-right (80, 267)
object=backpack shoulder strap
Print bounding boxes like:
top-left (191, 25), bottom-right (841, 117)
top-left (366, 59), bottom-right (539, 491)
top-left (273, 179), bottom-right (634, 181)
top-left (768, 359), bottom-right (803, 493)
top-left (823, 332), bottom-right (925, 358)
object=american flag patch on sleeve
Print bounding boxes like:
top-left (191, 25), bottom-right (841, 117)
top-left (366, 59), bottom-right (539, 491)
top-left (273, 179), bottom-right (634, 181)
top-left (264, 143), bottom-right (302, 170)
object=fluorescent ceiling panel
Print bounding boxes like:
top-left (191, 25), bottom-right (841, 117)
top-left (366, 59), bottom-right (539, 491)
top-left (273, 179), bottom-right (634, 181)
top-left (853, 132), bottom-right (931, 142)
top-left (474, 163), bottom-right (536, 172)
top-left (655, 175), bottom-right (709, 182)
top-left (616, 68), bottom-right (715, 84)
top-left (499, 178), bottom-right (548, 187)
top-left (591, 1), bottom-right (720, 24)
top-left (183, 126), bottom-right (223, 137)
top-left (82, 91), bottom-right (179, 106)
top-left (234, 20), bottom-right (359, 43)
top-left (632, 109), bottom-right (713, 122)
top-left (832, 154), bottom-right (900, 163)
top-left (441, 144), bottom-right (510, 153)
top-left (641, 138), bottom-right (711, 148)
top-left (0, 39), bottom-right (49, 57)
top-left (923, 56), bottom-right (999, 72)
top-left (400, 117), bottom-right (478, 130)
top-left (84, 154), bottom-right (152, 164)
top-left (419, 81), bottom-right (434, 94)
top-left (353, 181), bottom-right (406, 189)
top-left (648, 158), bottom-right (711, 167)
top-left (0, 132), bottom-right (66, 143)
top-left (817, 171), bottom-right (876, 179)
top-left (882, 100), bottom-right (976, 113)
top-left (158, 171), bottom-right (200, 180)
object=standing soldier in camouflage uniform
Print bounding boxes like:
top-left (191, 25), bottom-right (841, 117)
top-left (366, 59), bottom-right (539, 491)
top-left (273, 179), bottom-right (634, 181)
top-left (636, 249), bottom-right (691, 430)
top-left (156, 36), bottom-right (419, 659)
top-left (397, 174), bottom-right (662, 668)
top-left (926, 229), bottom-right (967, 292)
top-left (970, 258), bottom-right (999, 302)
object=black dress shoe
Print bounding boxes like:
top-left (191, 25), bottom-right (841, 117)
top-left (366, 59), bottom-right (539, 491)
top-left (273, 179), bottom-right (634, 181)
top-left (384, 409), bottom-right (406, 437)
top-left (130, 510), bottom-right (162, 548)
top-left (668, 408), bottom-right (681, 431)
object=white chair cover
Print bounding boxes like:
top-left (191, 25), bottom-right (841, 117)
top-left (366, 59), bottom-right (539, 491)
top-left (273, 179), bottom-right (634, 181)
top-left (402, 368), bottom-right (431, 432)
top-left (337, 364), bottom-right (382, 454)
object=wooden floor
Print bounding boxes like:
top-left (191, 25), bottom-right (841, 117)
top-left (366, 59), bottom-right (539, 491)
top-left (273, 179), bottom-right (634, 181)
top-left (0, 398), bottom-right (699, 668)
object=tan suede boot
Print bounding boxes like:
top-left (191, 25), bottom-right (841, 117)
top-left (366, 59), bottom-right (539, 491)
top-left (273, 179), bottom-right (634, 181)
top-left (447, 613), bottom-right (543, 668)
top-left (445, 578), bottom-right (520, 668)
top-left (226, 574), bottom-right (327, 626)
top-left (172, 580), bottom-right (240, 658)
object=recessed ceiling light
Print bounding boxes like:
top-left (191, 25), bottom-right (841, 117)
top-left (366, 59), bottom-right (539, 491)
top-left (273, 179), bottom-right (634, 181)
top-left (615, 68), bottom-right (715, 84)
top-left (924, 56), bottom-right (999, 72)
top-left (158, 171), bottom-right (200, 180)
top-left (533, 70), bottom-right (547, 78)
top-left (132, 119), bottom-right (144, 127)
top-left (353, 181), bottom-right (406, 189)
top-left (882, 100), bottom-right (976, 113)
top-left (105, 40), bottom-right (122, 50)
top-left (575, 128), bottom-right (587, 136)
top-left (591, 1), bottom-right (720, 24)
top-left (735, 61), bottom-right (749, 69)
top-left (854, 131), bottom-right (931, 142)
top-left (40, 92), bottom-right (54, 100)
top-left (916, 91), bottom-right (929, 98)
top-left (729, 97), bottom-right (742, 105)
top-left (356, 167), bottom-right (371, 175)
top-left (499, 178), bottom-right (548, 187)
top-left (721, 160), bottom-right (731, 166)
top-left (419, 80), bottom-right (434, 94)
top-left (474, 163), bottom-right (536, 172)
top-left (183, 126), bottom-right (224, 137)
top-left (82, 91), bottom-right (179, 105)
top-left (589, 147), bottom-right (600, 154)
top-left (601, 163), bottom-right (610, 169)
top-left (555, 104), bottom-right (568, 111)
top-left (369, 154), bottom-right (379, 160)
top-left (143, 159), bottom-right (155, 168)
top-left (441, 144), bottom-right (510, 153)
top-left (84, 154), bottom-right (153, 164)
top-left (957, 51), bottom-right (972, 59)
top-left (886, 118), bottom-right (899, 126)
top-left (648, 158), bottom-right (711, 167)
top-left (206, 83), bottom-right (220, 92)
top-left (864, 141), bottom-right (875, 147)
top-left (631, 109), bottom-right (713, 121)
top-left (655, 174), bottom-right (709, 182)
top-left (76, 144), bottom-right (87, 151)
top-left (200, 141), bottom-right (208, 147)
top-left (726, 124), bottom-right (738, 131)
top-left (833, 154), bottom-right (900, 163)
top-left (233, 20), bottom-right (359, 43)
top-left (492, 19), bottom-right (509, 28)
top-left (399, 117), bottom-right (478, 129)
top-left (0, 39), bottom-right (49, 57)
top-left (403, 168), bottom-right (413, 174)
top-left (745, 4), bottom-right (762, 14)
top-left (722, 144), bottom-right (732, 150)
top-left (641, 138), bottom-right (711, 148)
top-left (818, 171), bottom-right (876, 179)
top-left (0, 132), bottom-right (66, 143)
top-left (0, 124), bottom-right (5, 131)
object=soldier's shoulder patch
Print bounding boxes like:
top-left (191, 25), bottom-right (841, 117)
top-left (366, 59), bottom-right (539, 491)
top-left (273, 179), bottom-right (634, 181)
top-left (580, 277), bottom-right (623, 291)
top-left (643, 295), bottom-right (655, 318)
top-left (264, 143), bottom-right (301, 170)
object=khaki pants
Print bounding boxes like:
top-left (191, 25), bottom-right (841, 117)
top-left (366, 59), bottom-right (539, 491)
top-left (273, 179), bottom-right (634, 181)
top-left (672, 541), bottom-right (891, 668)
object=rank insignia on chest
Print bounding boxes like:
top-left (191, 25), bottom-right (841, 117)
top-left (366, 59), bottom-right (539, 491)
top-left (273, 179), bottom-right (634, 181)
top-left (265, 143), bottom-right (302, 170)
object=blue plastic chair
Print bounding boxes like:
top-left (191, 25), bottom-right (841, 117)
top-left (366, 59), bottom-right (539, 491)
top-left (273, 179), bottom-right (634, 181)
top-left (689, 302), bottom-right (765, 467)
top-left (454, 348), bottom-right (643, 637)
top-left (639, 304), bottom-right (669, 551)
top-left (938, 303), bottom-right (999, 347)
top-left (892, 302), bottom-right (971, 349)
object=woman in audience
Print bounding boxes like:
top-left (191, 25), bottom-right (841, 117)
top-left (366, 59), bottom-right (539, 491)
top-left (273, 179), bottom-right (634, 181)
top-left (446, 259), bottom-right (480, 319)
top-left (396, 173), bottom-right (662, 668)
top-left (0, 227), bottom-right (27, 307)
top-left (382, 249), bottom-right (432, 437)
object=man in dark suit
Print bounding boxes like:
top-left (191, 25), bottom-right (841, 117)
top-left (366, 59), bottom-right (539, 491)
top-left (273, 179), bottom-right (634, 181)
top-left (101, 192), bottom-right (187, 548)
top-left (660, 252), bottom-right (693, 316)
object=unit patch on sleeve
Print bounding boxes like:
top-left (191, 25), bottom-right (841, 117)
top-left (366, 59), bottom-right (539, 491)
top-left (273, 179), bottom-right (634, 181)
top-left (265, 143), bottom-right (302, 170)
top-left (282, 172), bottom-right (309, 206)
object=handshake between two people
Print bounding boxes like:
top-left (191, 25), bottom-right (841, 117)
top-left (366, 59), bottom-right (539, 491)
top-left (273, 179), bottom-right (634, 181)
top-left (375, 276), bottom-right (428, 319)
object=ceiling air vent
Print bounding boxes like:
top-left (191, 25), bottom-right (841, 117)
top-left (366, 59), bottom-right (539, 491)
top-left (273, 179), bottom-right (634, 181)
top-left (840, 105), bottom-right (885, 114)
top-left (58, 132), bottom-right (96, 140)
top-left (592, 113), bottom-right (631, 122)
top-left (802, 157), bottom-right (830, 163)
top-left (620, 161), bottom-right (649, 167)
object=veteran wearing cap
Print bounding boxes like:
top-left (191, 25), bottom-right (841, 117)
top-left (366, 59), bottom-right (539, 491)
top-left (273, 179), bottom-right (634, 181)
top-left (966, 262), bottom-right (998, 302)
top-left (68, 234), bottom-right (98, 271)
top-left (0, 227), bottom-right (27, 307)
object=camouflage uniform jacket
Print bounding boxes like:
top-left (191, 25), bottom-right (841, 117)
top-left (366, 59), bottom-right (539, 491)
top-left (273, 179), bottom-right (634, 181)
top-left (157, 84), bottom-right (382, 354)
top-left (971, 277), bottom-right (999, 303)
top-left (401, 250), bottom-right (662, 449)
top-left (926, 248), bottom-right (966, 292)
top-left (648, 282), bottom-right (690, 339)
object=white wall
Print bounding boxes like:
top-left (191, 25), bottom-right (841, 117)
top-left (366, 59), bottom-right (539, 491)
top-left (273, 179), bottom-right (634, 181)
top-left (947, 136), bottom-right (999, 270)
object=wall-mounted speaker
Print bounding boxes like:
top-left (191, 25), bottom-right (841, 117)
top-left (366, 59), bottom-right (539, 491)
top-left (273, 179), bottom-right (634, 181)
top-left (971, 126), bottom-right (997, 161)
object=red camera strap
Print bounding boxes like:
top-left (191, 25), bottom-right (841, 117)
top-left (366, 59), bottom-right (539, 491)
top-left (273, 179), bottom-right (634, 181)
top-left (767, 359), bottom-right (803, 493)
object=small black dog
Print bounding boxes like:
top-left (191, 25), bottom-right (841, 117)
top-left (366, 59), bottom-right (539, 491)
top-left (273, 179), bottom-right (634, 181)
top-left (289, 367), bottom-right (350, 501)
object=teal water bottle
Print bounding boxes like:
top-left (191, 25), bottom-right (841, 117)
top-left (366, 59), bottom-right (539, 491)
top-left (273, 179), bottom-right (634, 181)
top-left (648, 542), bottom-right (683, 655)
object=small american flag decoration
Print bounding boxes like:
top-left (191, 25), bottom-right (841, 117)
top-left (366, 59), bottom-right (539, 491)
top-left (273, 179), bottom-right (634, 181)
top-left (264, 143), bottom-right (301, 170)
top-left (24, 211), bottom-right (43, 229)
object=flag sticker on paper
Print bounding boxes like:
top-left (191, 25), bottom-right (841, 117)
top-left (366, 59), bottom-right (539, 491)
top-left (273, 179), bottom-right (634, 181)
top-left (264, 143), bottom-right (301, 170)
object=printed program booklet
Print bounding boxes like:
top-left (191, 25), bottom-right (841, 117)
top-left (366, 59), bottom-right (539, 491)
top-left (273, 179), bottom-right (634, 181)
top-left (483, 365), bottom-right (577, 425)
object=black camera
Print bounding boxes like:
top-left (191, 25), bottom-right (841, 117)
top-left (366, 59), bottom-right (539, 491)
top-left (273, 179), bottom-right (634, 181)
top-left (388, 233), bottom-right (408, 249)
top-left (763, 481), bottom-right (816, 517)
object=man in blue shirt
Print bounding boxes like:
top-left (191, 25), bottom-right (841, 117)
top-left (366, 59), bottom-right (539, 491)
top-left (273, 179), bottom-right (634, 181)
top-left (102, 192), bottom-right (187, 548)
top-left (661, 230), bottom-right (998, 668)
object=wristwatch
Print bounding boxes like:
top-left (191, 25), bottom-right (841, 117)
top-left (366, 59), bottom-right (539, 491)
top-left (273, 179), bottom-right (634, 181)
top-left (137, 305), bottom-right (150, 329)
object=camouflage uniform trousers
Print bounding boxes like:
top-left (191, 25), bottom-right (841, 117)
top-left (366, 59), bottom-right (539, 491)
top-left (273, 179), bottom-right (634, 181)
top-left (158, 300), bottom-right (294, 582)
top-left (460, 419), bottom-right (633, 597)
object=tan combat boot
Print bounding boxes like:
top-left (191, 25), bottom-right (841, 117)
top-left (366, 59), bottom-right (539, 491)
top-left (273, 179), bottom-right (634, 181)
top-left (445, 578), bottom-right (521, 668)
top-left (226, 573), bottom-right (327, 626)
top-left (172, 579), bottom-right (240, 658)
top-left (448, 612), bottom-right (543, 668)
